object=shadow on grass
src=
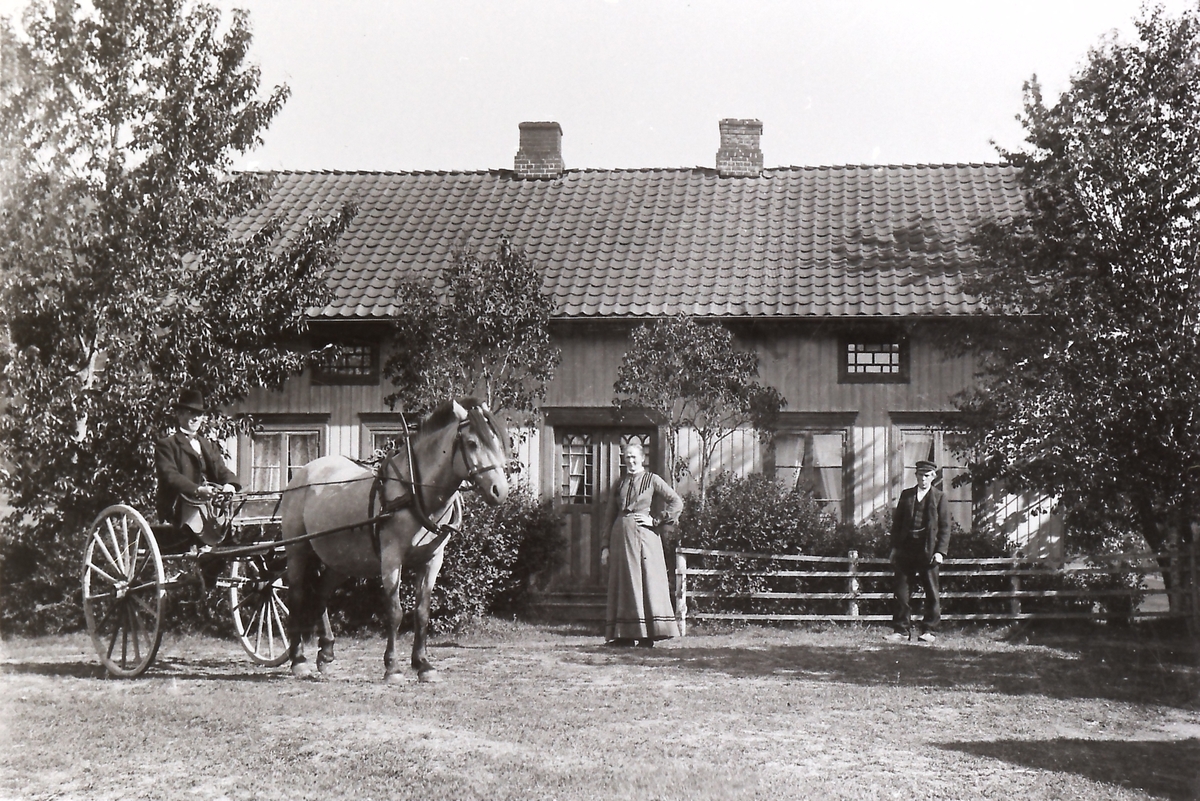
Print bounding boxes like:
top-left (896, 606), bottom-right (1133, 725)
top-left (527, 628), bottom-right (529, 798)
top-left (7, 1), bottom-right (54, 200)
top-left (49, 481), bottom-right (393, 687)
top-left (1, 656), bottom-right (288, 682)
top-left (608, 635), bottom-right (1200, 707)
top-left (939, 737), bottom-right (1200, 800)
top-left (0, 661), bottom-right (107, 679)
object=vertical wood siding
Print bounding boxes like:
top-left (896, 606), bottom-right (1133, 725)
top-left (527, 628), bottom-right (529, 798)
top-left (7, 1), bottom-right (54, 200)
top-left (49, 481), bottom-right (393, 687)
top-left (673, 427), bottom-right (762, 498)
top-left (237, 325), bottom-right (977, 521)
top-left (855, 425), bottom-right (891, 522)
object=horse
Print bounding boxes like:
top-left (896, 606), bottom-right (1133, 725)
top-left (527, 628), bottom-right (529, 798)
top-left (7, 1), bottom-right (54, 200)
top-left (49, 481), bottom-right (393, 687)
top-left (278, 397), bottom-right (509, 682)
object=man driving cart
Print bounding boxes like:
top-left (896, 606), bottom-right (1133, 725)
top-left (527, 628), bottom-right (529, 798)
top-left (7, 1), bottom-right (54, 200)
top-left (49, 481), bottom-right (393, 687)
top-left (155, 389), bottom-right (240, 544)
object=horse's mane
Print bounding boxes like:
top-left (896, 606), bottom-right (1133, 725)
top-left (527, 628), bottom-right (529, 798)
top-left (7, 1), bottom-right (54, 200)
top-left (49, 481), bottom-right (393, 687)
top-left (419, 400), bottom-right (466, 433)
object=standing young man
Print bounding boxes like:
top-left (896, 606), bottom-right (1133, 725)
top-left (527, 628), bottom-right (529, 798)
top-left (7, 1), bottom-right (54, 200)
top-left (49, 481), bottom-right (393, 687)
top-left (889, 459), bottom-right (951, 642)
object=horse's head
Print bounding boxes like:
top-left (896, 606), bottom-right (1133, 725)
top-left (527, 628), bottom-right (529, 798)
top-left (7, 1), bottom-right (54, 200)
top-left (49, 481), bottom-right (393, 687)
top-left (449, 398), bottom-right (509, 505)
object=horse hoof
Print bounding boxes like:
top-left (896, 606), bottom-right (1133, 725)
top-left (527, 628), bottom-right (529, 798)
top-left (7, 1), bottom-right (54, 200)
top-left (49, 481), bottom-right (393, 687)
top-left (383, 671), bottom-right (405, 684)
top-left (291, 661), bottom-right (314, 680)
top-left (317, 660), bottom-right (337, 676)
top-left (417, 669), bottom-right (440, 684)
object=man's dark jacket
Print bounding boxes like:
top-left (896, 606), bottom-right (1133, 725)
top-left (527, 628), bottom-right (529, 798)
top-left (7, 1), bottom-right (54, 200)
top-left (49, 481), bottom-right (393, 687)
top-left (154, 431), bottom-right (240, 524)
top-left (890, 485), bottom-right (952, 559)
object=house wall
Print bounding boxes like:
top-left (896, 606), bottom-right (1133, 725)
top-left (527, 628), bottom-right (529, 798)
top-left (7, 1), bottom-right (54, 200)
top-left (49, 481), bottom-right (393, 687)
top-left (230, 321), bottom-right (977, 514)
top-left (228, 319), bottom-right (1061, 603)
top-left (753, 325), bottom-right (975, 521)
top-left (544, 321), bottom-right (978, 520)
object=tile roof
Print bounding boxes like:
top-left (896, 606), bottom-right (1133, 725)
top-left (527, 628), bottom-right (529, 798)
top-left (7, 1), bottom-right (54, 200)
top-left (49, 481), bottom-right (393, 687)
top-left (235, 164), bottom-right (1023, 320)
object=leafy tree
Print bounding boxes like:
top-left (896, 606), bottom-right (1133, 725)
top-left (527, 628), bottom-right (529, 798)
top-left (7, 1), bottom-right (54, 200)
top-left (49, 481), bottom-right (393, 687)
top-left (0, 0), bottom-right (351, 633)
top-left (954, 4), bottom-right (1200, 560)
top-left (383, 238), bottom-right (560, 423)
top-left (613, 316), bottom-right (785, 505)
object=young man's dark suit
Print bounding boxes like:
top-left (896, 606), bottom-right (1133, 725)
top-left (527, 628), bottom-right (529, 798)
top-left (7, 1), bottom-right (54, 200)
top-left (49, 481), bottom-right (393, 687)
top-left (154, 430), bottom-right (239, 526)
top-left (890, 480), bottom-right (952, 635)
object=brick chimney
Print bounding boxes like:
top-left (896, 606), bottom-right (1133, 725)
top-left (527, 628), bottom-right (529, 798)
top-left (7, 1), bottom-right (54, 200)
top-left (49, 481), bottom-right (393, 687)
top-left (514, 121), bottom-right (564, 179)
top-left (716, 118), bottom-right (763, 178)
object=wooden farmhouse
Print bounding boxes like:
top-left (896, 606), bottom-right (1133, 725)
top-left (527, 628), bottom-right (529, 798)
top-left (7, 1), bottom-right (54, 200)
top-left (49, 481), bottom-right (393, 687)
top-left (229, 119), bottom-right (1063, 618)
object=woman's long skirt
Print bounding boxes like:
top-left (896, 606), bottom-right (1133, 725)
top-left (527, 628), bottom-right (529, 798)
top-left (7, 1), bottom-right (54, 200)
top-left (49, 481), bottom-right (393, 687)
top-left (605, 515), bottom-right (680, 641)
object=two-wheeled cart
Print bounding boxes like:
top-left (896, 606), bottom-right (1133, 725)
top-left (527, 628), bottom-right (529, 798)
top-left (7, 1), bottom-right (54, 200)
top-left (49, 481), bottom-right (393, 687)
top-left (81, 493), bottom-right (292, 678)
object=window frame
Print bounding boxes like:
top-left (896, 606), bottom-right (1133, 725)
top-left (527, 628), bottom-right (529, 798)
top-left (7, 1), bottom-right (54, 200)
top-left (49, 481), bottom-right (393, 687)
top-left (311, 341), bottom-right (380, 386)
top-left (358, 412), bottom-right (414, 460)
top-left (768, 411), bottom-right (856, 522)
top-left (239, 413), bottom-right (329, 494)
top-left (838, 335), bottom-right (910, 384)
top-left (891, 413), bottom-right (976, 532)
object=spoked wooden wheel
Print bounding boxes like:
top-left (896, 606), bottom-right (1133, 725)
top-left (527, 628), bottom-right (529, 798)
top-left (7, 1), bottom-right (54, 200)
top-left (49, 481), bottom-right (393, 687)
top-left (226, 549), bottom-right (290, 667)
top-left (82, 505), bottom-right (166, 678)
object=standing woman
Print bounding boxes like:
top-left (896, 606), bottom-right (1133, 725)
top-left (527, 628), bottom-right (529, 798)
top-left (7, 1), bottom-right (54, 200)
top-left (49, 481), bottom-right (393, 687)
top-left (601, 440), bottom-right (683, 647)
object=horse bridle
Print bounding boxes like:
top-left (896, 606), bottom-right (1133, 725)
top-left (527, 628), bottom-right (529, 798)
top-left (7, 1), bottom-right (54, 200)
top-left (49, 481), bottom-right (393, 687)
top-left (452, 416), bottom-right (506, 483)
top-left (378, 409), bottom-right (504, 509)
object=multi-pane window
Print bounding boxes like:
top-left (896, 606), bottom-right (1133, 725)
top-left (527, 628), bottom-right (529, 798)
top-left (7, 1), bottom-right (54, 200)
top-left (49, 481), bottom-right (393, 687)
top-left (312, 343), bottom-right (378, 385)
top-left (897, 427), bottom-right (973, 531)
top-left (249, 430), bottom-right (320, 492)
top-left (774, 430), bottom-right (848, 520)
top-left (561, 434), bottom-right (595, 504)
top-left (840, 338), bottom-right (908, 383)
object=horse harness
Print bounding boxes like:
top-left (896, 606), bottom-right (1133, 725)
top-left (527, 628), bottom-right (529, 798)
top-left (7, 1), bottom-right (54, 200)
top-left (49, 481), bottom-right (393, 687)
top-left (367, 410), bottom-right (500, 564)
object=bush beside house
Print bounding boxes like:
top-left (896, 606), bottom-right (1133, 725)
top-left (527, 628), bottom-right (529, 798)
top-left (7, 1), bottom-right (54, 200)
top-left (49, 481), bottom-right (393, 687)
top-left (675, 472), bottom-right (1147, 624)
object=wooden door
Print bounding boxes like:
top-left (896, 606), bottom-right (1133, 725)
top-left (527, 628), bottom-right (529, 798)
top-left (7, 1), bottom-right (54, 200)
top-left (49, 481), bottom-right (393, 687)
top-left (554, 427), bottom-right (656, 591)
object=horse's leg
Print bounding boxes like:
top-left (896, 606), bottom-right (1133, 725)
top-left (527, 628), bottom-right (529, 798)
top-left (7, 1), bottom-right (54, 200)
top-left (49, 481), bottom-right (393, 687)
top-left (380, 544), bottom-right (405, 683)
top-left (412, 548), bottom-right (445, 683)
top-left (286, 544), bottom-right (317, 679)
top-left (315, 567), bottom-right (342, 673)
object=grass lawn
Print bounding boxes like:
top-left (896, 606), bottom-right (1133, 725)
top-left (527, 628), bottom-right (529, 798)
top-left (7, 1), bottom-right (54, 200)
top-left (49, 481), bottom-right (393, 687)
top-left (1, 620), bottom-right (1198, 800)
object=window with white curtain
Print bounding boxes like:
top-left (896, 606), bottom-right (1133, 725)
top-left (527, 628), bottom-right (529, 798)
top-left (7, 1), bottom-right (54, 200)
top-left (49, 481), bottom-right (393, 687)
top-left (774, 429), bottom-right (849, 520)
top-left (897, 427), bottom-right (973, 532)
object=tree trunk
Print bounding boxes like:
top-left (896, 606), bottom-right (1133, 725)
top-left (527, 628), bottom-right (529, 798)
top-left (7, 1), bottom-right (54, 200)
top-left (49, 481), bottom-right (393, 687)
top-left (1145, 505), bottom-right (1196, 616)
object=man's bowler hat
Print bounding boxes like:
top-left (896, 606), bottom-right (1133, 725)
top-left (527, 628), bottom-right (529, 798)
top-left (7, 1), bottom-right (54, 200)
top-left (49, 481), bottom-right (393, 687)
top-left (174, 389), bottom-right (207, 414)
top-left (915, 460), bottom-right (938, 474)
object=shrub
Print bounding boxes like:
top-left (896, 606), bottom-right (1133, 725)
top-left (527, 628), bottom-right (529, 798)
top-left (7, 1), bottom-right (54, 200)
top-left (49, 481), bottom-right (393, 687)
top-left (677, 473), bottom-right (853, 618)
top-left (679, 472), bottom-right (837, 554)
top-left (328, 483), bottom-right (566, 634)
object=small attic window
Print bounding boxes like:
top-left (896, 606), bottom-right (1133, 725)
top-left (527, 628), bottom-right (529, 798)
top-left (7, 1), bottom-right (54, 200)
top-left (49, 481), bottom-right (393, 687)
top-left (840, 338), bottom-right (909, 384)
top-left (312, 343), bottom-right (379, 385)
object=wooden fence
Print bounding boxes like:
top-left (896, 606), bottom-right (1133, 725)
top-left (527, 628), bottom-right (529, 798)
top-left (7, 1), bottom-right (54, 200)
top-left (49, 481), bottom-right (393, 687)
top-left (672, 544), bottom-right (1200, 635)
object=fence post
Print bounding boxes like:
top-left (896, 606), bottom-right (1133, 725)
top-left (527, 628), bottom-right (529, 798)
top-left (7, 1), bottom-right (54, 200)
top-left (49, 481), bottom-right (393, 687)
top-left (1190, 533), bottom-right (1198, 634)
top-left (675, 550), bottom-right (688, 637)
top-left (1009, 558), bottom-right (1022, 620)
top-left (848, 550), bottom-right (860, 618)
top-left (1169, 527), bottom-right (1183, 617)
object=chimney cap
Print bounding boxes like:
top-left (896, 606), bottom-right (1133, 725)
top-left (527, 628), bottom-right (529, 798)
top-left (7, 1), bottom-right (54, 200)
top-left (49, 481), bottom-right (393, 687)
top-left (719, 118), bottom-right (763, 131)
top-left (519, 121), bottom-right (563, 133)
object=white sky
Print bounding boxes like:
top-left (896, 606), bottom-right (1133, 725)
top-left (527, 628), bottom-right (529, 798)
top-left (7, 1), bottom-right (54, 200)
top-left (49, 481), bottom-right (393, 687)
top-left (3, 0), bottom-right (1198, 171)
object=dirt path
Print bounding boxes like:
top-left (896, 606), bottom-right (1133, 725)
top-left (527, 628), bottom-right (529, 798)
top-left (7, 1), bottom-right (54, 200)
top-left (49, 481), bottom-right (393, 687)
top-left (1, 622), bottom-right (1197, 800)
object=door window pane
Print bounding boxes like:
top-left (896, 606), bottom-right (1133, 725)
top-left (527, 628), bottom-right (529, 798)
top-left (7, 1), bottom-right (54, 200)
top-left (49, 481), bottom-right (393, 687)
top-left (561, 434), bottom-right (594, 504)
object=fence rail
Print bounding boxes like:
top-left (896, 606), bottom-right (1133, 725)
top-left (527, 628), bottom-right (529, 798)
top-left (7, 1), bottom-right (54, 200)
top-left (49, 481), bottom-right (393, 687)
top-left (672, 544), bottom-right (1200, 635)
